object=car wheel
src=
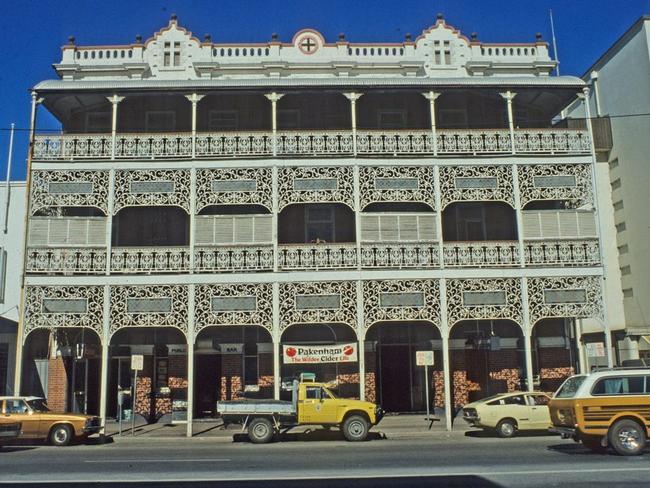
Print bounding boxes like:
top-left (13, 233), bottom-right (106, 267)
top-left (50, 424), bottom-right (73, 447)
top-left (247, 418), bottom-right (274, 444)
top-left (342, 415), bottom-right (369, 442)
top-left (581, 435), bottom-right (607, 453)
top-left (608, 419), bottom-right (646, 456)
top-left (496, 419), bottom-right (517, 438)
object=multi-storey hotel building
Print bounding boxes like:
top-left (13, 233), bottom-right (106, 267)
top-left (16, 15), bottom-right (612, 433)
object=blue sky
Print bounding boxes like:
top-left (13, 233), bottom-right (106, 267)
top-left (0, 0), bottom-right (648, 180)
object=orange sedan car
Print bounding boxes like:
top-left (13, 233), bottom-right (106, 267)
top-left (1, 397), bottom-right (101, 446)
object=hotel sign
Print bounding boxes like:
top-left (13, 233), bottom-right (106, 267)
top-left (283, 343), bottom-right (357, 364)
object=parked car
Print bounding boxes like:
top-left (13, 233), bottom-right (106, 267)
top-left (462, 391), bottom-right (552, 438)
top-left (549, 368), bottom-right (650, 456)
top-left (0, 418), bottom-right (22, 448)
top-left (0, 396), bottom-right (101, 446)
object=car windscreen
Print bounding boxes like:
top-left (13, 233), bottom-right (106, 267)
top-left (26, 399), bottom-right (50, 412)
top-left (554, 375), bottom-right (587, 398)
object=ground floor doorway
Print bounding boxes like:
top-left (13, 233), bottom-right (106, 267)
top-left (194, 354), bottom-right (220, 418)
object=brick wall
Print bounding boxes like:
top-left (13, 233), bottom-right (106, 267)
top-left (364, 351), bottom-right (376, 403)
top-left (220, 355), bottom-right (242, 400)
top-left (168, 355), bottom-right (188, 388)
top-left (46, 357), bottom-right (68, 412)
top-left (258, 352), bottom-right (274, 396)
top-left (538, 347), bottom-right (574, 393)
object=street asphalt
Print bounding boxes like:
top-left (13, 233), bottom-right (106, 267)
top-left (0, 430), bottom-right (649, 487)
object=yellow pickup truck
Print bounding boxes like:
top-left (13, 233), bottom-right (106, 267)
top-left (217, 377), bottom-right (383, 443)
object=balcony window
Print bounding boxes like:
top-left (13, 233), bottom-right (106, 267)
top-left (84, 112), bottom-right (111, 133)
top-left (377, 110), bottom-right (406, 129)
top-left (145, 111), bottom-right (176, 132)
top-left (443, 202), bottom-right (518, 241)
top-left (112, 206), bottom-right (189, 246)
top-left (208, 110), bottom-right (239, 131)
top-left (278, 203), bottom-right (355, 244)
top-left (277, 109), bottom-right (301, 129)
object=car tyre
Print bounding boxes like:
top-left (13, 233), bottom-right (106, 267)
top-left (50, 424), bottom-right (73, 447)
top-left (608, 419), bottom-right (646, 456)
top-left (496, 419), bottom-right (517, 438)
top-left (342, 415), bottom-right (369, 442)
top-left (247, 417), bottom-right (274, 444)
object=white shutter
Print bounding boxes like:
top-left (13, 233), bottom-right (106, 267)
top-left (522, 212), bottom-right (542, 239)
top-left (379, 215), bottom-right (399, 241)
top-left (194, 216), bottom-right (216, 245)
top-left (67, 219), bottom-right (88, 245)
top-left (539, 212), bottom-right (560, 238)
top-left (417, 214), bottom-right (437, 240)
top-left (48, 219), bottom-right (70, 245)
top-left (234, 216), bottom-right (254, 243)
top-left (577, 211), bottom-right (597, 237)
top-left (361, 215), bottom-right (380, 242)
top-left (214, 216), bottom-right (235, 244)
top-left (253, 216), bottom-right (272, 243)
top-left (86, 219), bottom-right (107, 246)
top-left (558, 212), bottom-right (579, 237)
top-left (28, 219), bottom-right (50, 246)
top-left (399, 215), bottom-right (418, 241)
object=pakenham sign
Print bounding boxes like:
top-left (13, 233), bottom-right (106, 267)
top-left (283, 343), bottom-right (358, 364)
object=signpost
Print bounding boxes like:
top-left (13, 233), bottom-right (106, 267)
top-left (131, 355), bottom-right (143, 436)
top-left (416, 351), bottom-right (435, 426)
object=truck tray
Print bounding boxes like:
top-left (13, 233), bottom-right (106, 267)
top-left (217, 399), bottom-right (296, 416)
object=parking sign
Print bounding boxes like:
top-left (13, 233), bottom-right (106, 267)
top-left (131, 354), bottom-right (144, 371)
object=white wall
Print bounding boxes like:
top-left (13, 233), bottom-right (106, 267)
top-left (0, 181), bottom-right (26, 395)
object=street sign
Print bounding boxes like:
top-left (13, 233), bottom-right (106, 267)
top-left (586, 342), bottom-right (606, 358)
top-left (416, 350), bottom-right (435, 366)
top-left (131, 354), bottom-right (144, 371)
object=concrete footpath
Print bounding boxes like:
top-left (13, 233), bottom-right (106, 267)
top-left (104, 413), bottom-right (470, 442)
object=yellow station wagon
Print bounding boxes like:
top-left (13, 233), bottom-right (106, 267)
top-left (549, 368), bottom-right (650, 456)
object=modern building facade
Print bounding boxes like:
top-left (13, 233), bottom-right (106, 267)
top-left (567, 15), bottom-right (650, 362)
top-left (17, 14), bottom-right (611, 433)
top-left (0, 181), bottom-right (26, 396)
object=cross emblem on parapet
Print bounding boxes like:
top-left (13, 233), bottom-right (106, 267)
top-left (299, 36), bottom-right (318, 54)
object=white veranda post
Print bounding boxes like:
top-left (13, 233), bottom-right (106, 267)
top-left (422, 91), bottom-right (440, 155)
top-left (265, 93), bottom-right (284, 156)
top-left (108, 95), bottom-right (124, 160)
top-left (500, 91), bottom-right (517, 154)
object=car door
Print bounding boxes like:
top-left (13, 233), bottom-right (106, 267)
top-left (313, 388), bottom-right (340, 424)
top-left (3, 399), bottom-right (39, 438)
top-left (526, 394), bottom-right (551, 429)
top-left (298, 385), bottom-right (321, 424)
top-left (502, 394), bottom-right (532, 429)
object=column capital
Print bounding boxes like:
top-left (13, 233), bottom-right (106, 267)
top-left (265, 92), bottom-right (285, 103)
top-left (499, 90), bottom-right (517, 101)
top-left (577, 86), bottom-right (590, 99)
top-left (31, 91), bottom-right (44, 105)
top-left (185, 93), bottom-right (205, 104)
top-left (343, 92), bottom-right (363, 102)
top-left (106, 94), bottom-right (125, 105)
top-left (422, 91), bottom-right (441, 101)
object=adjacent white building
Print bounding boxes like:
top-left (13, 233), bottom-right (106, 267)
top-left (567, 15), bottom-right (650, 363)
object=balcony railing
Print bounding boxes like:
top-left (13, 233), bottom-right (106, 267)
top-left (24, 239), bottom-right (601, 275)
top-left (360, 242), bottom-right (439, 268)
top-left (524, 240), bottom-right (600, 267)
top-left (26, 247), bottom-right (107, 274)
top-left (32, 128), bottom-right (591, 160)
top-left (278, 243), bottom-right (358, 270)
top-left (443, 241), bottom-right (520, 267)
top-left (111, 247), bottom-right (191, 273)
top-left (194, 245), bottom-right (274, 272)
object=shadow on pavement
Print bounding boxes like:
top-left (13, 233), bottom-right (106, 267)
top-left (0, 475), bottom-right (503, 487)
top-left (232, 429), bottom-right (386, 443)
top-left (547, 442), bottom-right (650, 456)
top-left (464, 430), bottom-right (557, 439)
top-left (0, 446), bottom-right (37, 453)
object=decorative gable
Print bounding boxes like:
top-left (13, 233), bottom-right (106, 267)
top-left (143, 16), bottom-right (202, 79)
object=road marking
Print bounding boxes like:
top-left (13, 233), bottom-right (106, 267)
top-left (84, 458), bottom-right (231, 464)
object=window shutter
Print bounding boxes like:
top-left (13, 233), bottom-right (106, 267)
top-left (577, 211), bottom-right (597, 237)
top-left (48, 219), bottom-right (71, 245)
top-left (558, 212), bottom-right (579, 237)
top-left (214, 216), bottom-right (234, 244)
top-left (67, 219), bottom-right (88, 245)
top-left (399, 215), bottom-right (418, 241)
top-left (28, 219), bottom-right (50, 246)
top-left (417, 214), bottom-right (437, 240)
top-left (253, 216), bottom-right (272, 243)
top-left (361, 215), bottom-right (380, 242)
top-left (539, 212), bottom-right (559, 238)
top-left (86, 219), bottom-right (107, 246)
top-left (380, 215), bottom-right (399, 241)
top-left (522, 212), bottom-right (542, 239)
top-left (234, 216), bottom-right (254, 243)
top-left (194, 216), bottom-right (215, 245)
